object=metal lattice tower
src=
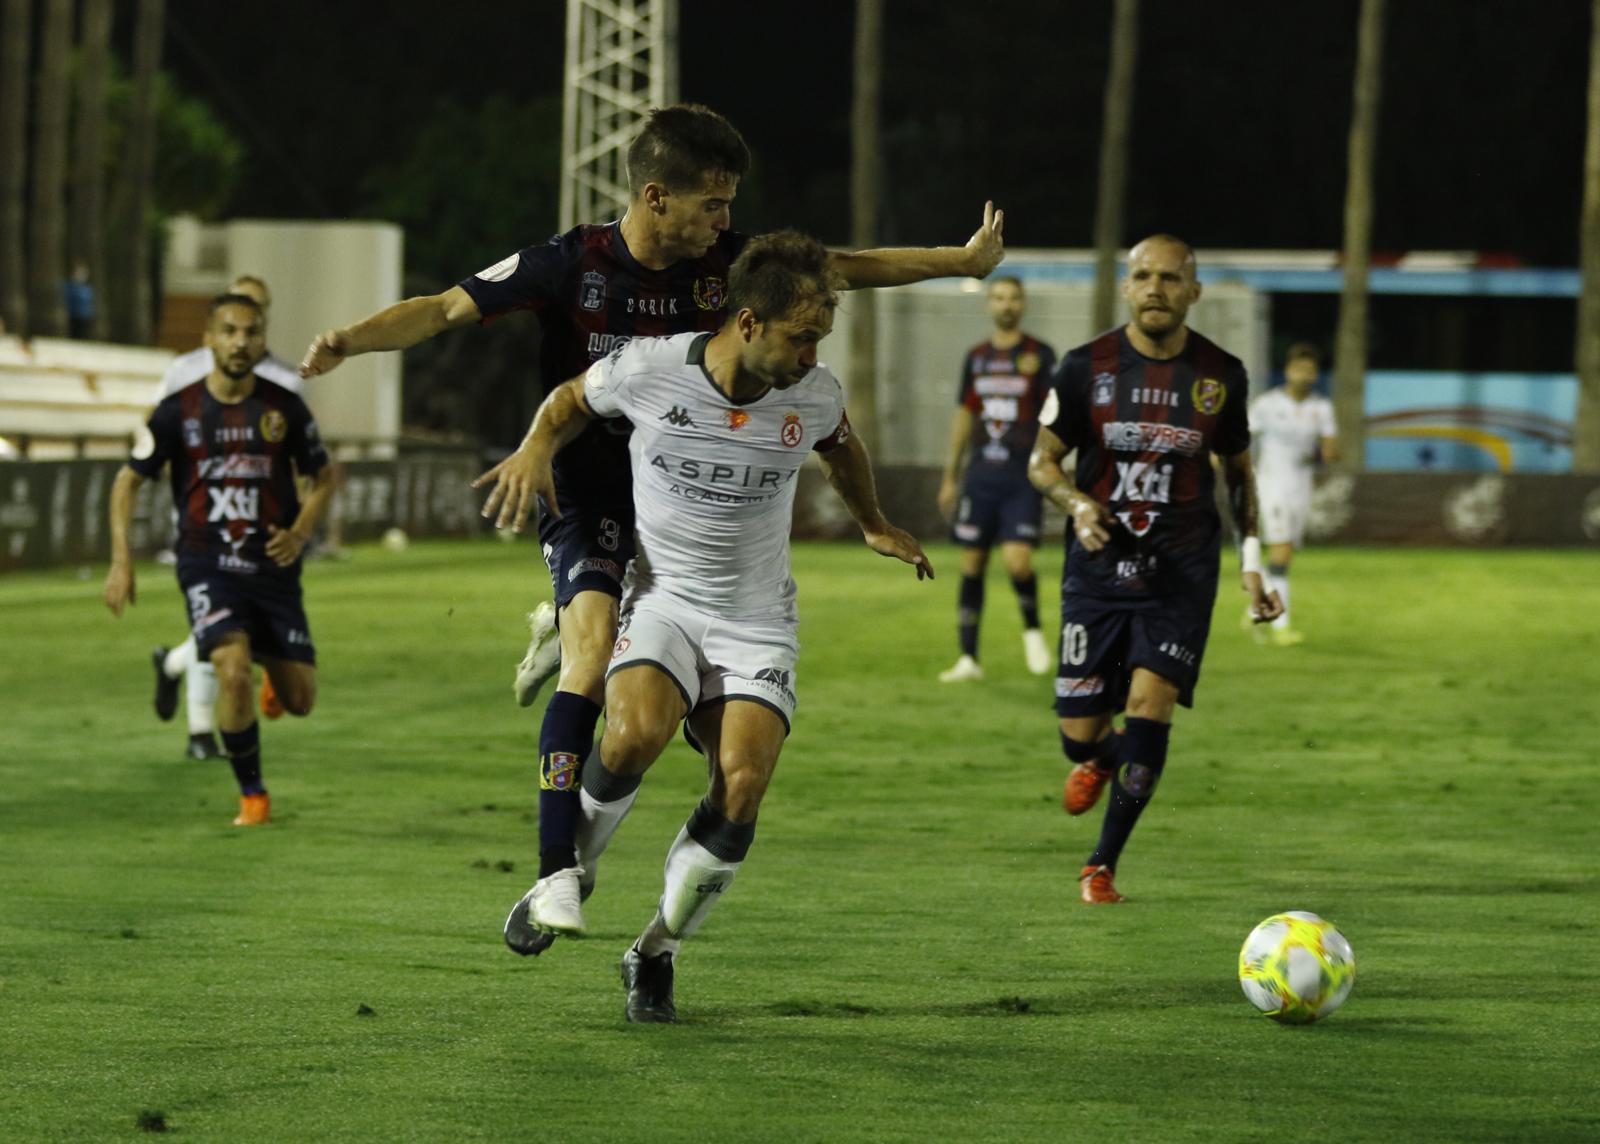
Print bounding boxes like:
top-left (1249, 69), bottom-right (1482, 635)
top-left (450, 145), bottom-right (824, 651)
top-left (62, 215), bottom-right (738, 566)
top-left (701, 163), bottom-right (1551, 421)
top-left (560, 0), bottom-right (679, 230)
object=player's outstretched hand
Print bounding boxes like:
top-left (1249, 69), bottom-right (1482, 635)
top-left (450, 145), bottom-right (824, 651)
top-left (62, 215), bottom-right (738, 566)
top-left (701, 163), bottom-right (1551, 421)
top-left (1068, 493), bottom-right (1114, 552)
top-left (299, 329), bottom-right (350, 378)
top-left (104, 561), bottom-right (135, 617)
top-left (473, 447), bottom-right (558, 532)
top-left (936, 475), bottom-right (960, 520)
top-left (265, 523), bottom-right (310, 567)
top-left (864, 523), bottom-right (935, 581)
top-left (1242, 572), bottom-right (1284, 623)
top-left (964, 201), bottom-right (1006, 278)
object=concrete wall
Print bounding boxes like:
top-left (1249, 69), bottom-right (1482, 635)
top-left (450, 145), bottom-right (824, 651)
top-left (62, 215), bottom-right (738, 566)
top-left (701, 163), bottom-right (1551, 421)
top-left (226, 221), bottom-right (404, 454)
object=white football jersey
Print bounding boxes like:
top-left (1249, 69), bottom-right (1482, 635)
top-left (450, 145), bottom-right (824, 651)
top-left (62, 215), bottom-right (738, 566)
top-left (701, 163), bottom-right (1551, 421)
top-left (1250, 387), bottom-right (1336, 497)
top-left (156, 347), bottom-right (302, 400)
top-left (584, 332), bottom-right (850, 622)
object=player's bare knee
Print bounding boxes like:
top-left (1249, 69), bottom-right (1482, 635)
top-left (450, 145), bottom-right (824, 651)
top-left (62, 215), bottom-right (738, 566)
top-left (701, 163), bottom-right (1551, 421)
top-left (1125, 693), bottom-right (1176, 722)
top-left (599, 709), bottom-right (673, 775)
top-left (714, 761), bottom-right (773, 822)
top-left (283, 680), bottom-right (315, 717)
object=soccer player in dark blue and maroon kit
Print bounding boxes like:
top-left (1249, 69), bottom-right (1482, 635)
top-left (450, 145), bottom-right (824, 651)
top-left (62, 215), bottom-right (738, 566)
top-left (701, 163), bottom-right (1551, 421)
top-left (106, 294), bottom-right (334, 827)
top-left (1028, 235), bottom-right (1281, 904)
top-left (936, 276), bottom-right (1056, 683)
top-left (296, 104), bottom-right (1007, 954)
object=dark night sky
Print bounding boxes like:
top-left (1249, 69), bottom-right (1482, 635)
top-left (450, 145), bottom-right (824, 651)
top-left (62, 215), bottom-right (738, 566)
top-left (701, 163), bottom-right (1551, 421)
top-left (158, 0), bottom-right (1593, 269)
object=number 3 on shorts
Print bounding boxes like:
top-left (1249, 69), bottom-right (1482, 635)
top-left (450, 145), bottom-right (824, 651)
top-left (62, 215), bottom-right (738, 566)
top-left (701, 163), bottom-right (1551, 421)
top-left (598, 517), bottom-right (621, 553)
top-left (1062, 621), bottom-right (1088, 666)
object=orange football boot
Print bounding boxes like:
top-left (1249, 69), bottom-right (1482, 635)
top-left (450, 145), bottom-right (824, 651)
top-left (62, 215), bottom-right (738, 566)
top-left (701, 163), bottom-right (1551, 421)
top-left (1063, 763), bottom-right (1114, 816)
top-left (1079, 864), bottom-right (1125, 904)
top-left (260, 673), bottom-right (285, 720)
top-left (233, 792), bottom-right (271, 826)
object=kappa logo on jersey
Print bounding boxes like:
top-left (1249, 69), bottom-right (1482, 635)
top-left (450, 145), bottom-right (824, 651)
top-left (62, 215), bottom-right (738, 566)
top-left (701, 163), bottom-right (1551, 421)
top-left (725, 409), bottom-right (750, 431)
top-left (1110, 460), bottom-right (1174, 504)
top-left (692, 275), bottom-right (727, 311)
top-left (1092, 372), bottom-right (1117, 406)
top-left (780, 412), bottom-right (803, 448)
top-left (1017, 351), bottom-right (1040, 376)
top-left (260, 409), bottom-right (287, 443)
top-left (1192, 376), bottom-right (1226, 415)
top-left (580, 270), bottom-right (607, 312)
top-left (198, 454), bottom-right (273, 480)
top-left (539, 751), bottom-right (580, 792)
top-left (660, 406), bottom-right (697, 428)
top-left (183, 418), bottom-right (203, 449)
top-left (1115, 508), bottom-right (1160, 537)
top-left (208, 486), bottom-right (260, 522)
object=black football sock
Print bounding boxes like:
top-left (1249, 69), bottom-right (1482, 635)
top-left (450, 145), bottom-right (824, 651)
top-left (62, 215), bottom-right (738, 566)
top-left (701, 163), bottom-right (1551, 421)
top-left (221, 723), bottom-right (264, 795)
top-left (1087, 717), bottom-right (1170, 869)
top-left (1011, 574), bottom-right (1040, 630)
top-left (958, 573), bottom-right (984, 658)
top-left (538, 691), bottom-right (604, 878)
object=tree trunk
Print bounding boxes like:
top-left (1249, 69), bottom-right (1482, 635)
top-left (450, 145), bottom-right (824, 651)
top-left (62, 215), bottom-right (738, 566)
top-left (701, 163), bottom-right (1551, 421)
top-left (1333, 0), bottom-right (1385, 473)
top-left (71, 0), bottom-right (114, 342)
top-left (1575, 0), bottom-right (1600, 472)
top-left (27, 0), bottom-right (73, 337)
top-left (108, 0), bottom-right (164, 344)
top-left (1092, 0), bottom-right (1139, 333)
top-left (0, 0), bottom-right (29, 334)
top-left (848, 0), bottom-right (883, 448)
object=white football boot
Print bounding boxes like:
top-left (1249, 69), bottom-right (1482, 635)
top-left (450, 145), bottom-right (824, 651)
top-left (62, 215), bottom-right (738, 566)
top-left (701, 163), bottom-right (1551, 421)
top-left (1022, 628), bottom-right (1052, 675)
top-left (513, 602), bottom-right (561, 707)
top-left (938, 654), bottom-right (984, 683)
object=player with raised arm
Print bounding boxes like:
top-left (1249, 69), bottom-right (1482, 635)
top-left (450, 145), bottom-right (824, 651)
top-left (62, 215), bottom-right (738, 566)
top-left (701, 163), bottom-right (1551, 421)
top-left (1028, 235), bottom-right (1280, 904)
top-left (1247, 342), bottom-right (1338, 645)
top-left (936, 276), bottom-right (1057, 682)
top-left (106, 294), bottom-right (334, 826)
top-left (149, 275), bottom-right (302, 760)
top-left (296, 105), bottom-right (1001, 954)
top-left (475, 231), bottom-right (932, 1021)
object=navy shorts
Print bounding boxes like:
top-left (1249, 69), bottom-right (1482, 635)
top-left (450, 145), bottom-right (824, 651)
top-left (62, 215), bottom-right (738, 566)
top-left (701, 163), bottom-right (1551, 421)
top-left (1054, 592), bottom-right (1212, 717)
top-left (538, 490), bottom-right (635, 609)
top-left (952, 477), bottom-right (1043, 548)
top-left (177, 565), bottom-right (315, 665)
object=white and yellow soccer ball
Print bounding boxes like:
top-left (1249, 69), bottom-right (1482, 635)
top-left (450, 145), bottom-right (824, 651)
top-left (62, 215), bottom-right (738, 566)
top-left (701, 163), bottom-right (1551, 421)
top-left (1238, 911), bottom-right (1355, 1024)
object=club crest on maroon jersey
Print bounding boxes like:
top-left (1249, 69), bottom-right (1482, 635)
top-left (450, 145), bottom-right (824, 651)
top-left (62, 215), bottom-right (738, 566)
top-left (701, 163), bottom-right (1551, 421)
top-left (1092, 372), bottom-right (1116, 405)
top-left (1192, 376), bottom-right (1226, 415)
top-left (580, 270), bottom-right (606, 313)
top-left (693, 276), bottom-right (727, 311)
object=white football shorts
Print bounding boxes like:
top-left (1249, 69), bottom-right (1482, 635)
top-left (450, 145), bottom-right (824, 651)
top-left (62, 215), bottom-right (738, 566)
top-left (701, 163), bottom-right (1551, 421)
top-left (607, 594), bottom-right (799, 731)
top-left (1259, 484), bottom-right (1310, 548)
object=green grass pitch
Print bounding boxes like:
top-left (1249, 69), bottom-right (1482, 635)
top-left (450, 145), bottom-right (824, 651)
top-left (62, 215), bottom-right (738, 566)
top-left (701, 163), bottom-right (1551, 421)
top-left (1, 539), bottom-right (1596, 1141)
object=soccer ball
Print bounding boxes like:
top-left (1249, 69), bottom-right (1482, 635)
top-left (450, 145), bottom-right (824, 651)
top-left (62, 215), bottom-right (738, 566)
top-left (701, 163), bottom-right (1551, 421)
top-left (1238, 911), bottom-right (1355, 1024)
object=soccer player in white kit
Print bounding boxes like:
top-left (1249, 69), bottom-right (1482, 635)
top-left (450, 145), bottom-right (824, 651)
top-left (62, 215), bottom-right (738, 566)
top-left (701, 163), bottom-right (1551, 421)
top-left (1247, 342), bottom-right (1338, 645)
top-left (148, 275), bottom-right (303, 758)
top-left (476, 231), bottom-right (933, 1022)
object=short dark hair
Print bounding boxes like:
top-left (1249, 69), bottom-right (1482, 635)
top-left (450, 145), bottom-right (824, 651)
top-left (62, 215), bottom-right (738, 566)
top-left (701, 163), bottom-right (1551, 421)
top-left (627, 104), bottom-right (751, 194)
top-left (229, 274), bottom-right (270, 300)
top-left (728, 231), bottom-right (841, 323)
top-left (210, 292), bottom-right (264, 319)
top-left (1285, 341), bottom-right (1321, 367)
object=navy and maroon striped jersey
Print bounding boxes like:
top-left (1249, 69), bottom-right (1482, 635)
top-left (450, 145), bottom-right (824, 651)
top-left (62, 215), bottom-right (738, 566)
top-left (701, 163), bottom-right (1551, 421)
top-left (1042, 327), bottom-right (1250, 598)
top-left (130, 378), bottom-right (328, 579)
top-left (957, 333), bottom-right (1057, 484)
top-left (458, 224), bottom-right (750, 497)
